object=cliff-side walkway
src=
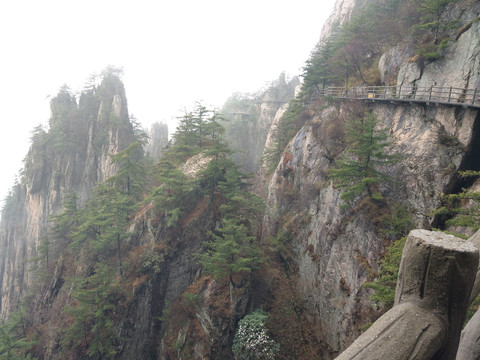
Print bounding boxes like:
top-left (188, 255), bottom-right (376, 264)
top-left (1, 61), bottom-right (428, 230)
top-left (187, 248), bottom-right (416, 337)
top-left (318, 85), bottom-right (480, 109)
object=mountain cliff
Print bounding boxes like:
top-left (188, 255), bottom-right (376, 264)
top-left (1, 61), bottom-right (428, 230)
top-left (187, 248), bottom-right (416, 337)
top-left (0, 71), bottom-right (136, 318)
top-left (0, 0), bottom-right (479, 359)
top-left (221, 72), bottom-right (300, 173)
top-left (258, 0), bottom-right (480, 356)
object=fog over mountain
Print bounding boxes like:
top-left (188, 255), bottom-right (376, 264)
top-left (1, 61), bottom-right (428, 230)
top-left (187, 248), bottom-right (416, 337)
top-left (0, 0), bottom-right (336, 205)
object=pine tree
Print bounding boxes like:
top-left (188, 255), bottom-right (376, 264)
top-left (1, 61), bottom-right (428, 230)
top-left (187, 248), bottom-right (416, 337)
top-left (415, 0), bottom-right (459, 43)
top-left (63, 263), bottom-right (124, 359)
top-left (197, 218), bottom-right (263, 287)
top-left (0, 305), bottom-right (37, 359)
top-left (151, 158), bottom-right (195, 227)
top-left (110, 142), bottom-right (147, 201)
top-left (49, 192), bottom-right (80, 247)
top-left (329, 112), bottom-right (398, 207)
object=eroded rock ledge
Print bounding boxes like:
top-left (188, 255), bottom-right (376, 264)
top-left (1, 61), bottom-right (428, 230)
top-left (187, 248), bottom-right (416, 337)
top-left (337, 230), bottom-right (478, 360)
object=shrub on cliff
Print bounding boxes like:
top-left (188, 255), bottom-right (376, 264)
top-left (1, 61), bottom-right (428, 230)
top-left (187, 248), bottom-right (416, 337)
top-left (232, 310), bottom-right (279, 360)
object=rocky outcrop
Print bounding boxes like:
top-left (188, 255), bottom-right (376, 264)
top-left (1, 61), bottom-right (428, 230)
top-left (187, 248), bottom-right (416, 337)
top-left (320, 0), bottom-right (367, 39)
top-left (261, 97), bottom-right (479, 354)
top-left (383, 3), bottom-right (480, 93)
top-left (146, 122), bottom-right (169, 161)
top-left (337, 230), bottom-right (478, 360)
top-left (0, 74), bottom-right (135, 318)
top-left (257, 1), bottom-right (480, 355)
top-left (115, 197), bottom-right (251, 359)
top-left (222, 72), bottom-right (300, 173)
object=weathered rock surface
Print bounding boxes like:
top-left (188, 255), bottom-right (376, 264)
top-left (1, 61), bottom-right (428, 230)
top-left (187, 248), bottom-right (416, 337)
top-left (223, 72), bottom-right (300, 173)
top-left (260, 96), bottom-right (479, 353)
top-left (456, 229), bottom-right (480, 360)
top-left (336, 230), bottom-right (478, 360)
top-left (457, 308), bottom-right (480, 360)
top-left (146, 122), bottom-right (169, 161)
top-left (0, 75), bottom-right (135, 317)
top-left (394, 5), bottom-right (480, 94)
top-left (320, 0), bottom-right (367, 40)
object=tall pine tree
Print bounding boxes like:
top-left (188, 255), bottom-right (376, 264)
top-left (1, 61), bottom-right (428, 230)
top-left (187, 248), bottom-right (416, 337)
top-left (329, 112), bottom-right (398, 207)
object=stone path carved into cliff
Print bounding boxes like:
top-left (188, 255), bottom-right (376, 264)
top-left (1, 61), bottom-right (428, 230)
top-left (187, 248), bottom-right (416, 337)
top-left (318, 85), bottom-right (480, 109)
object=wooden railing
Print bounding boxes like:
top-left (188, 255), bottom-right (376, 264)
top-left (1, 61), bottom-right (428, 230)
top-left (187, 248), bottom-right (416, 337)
top-left (316, 85), bottom-right (480, 108)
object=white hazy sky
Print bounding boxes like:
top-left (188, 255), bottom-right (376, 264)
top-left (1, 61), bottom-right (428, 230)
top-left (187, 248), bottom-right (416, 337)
top-left (0, 0), bottom-right (336, 205)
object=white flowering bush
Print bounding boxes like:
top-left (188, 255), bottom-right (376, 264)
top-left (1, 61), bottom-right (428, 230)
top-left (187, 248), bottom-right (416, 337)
top-left (232, 310), bottom-right (279, 360)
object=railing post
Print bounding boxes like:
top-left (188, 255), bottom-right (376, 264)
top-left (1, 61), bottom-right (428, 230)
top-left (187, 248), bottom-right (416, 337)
top-left (429, 85), bottom-right (433, 101)
top-left (399, 85), bottom-right (402, 99)
top-left (473, 88), bottom-right (477, 105)
top-left (448, 86), bottom-right (452, 102)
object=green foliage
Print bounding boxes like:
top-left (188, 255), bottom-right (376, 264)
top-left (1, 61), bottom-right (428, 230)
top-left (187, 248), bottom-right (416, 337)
top-left (197, 218), bottom-right (263, 286)
top-left (170, 103), bottom-right (226, 161)
top-left (182, 292), bottom-right (202, 307)
top-left (110, 142), bottom-right (147, 200)
top-left (217, 163), bottom-right (265, 230)
top-left (414, 0), bottom-right (459, 42)
top-left (139, 245), bottom-right (164, 274)
top-left (0, 306), bottom-right (38, 360)
top-left (48, 128), bottom-right (149, 357)
top-left (301, 0), bottom-right (408, 92)
top-left (70, 184), bottom-right (135, 280)
top-left (232, 310), bottom-right (279, 360)
top-left (196, 142), bottom-right (233, 202)
top-left (147, 103), bottom-right (266, 289)
top-left (302, 32), bottom-right (342, 95)
top-left (49, 192), bottom-right (80, 249)
top-left (432, 171), bottom-right (480, 234)
top-left (328, 112), bottom-right (398, 207)
top-left (380, 202), bottom-right (416, 238)
top-left (63, 263), bottom-right (125, 359)
top-left (301, 0), bottom-right (461, 94)
top-left (364, 236), bottom-right (406, 308)
top-left (150, 158), bottom-right (194, 227)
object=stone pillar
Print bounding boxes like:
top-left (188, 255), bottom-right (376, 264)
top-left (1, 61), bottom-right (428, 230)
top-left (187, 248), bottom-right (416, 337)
top-left (336, 229), bottom-right (478, 360)
top-left (455, 229), bottom-right (480, 360)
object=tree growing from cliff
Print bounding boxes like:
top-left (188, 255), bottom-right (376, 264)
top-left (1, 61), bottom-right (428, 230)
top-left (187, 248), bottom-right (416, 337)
top-left (62, 263), bottom-right (125, 359)
top-left (414, 0), bottom-right (459, 43)
top-left (197, 218), bottom-right (263, 287)
top-left (432, 170), bottom-right (480, 235)
top-left (170, 103), bottom-right (226, 160)
top-left (151, 158), bottom-right (194, 227)
top-left (110, 141), bottom-right (147, 201)
top-left (329, 112), bottom-right (398, 207)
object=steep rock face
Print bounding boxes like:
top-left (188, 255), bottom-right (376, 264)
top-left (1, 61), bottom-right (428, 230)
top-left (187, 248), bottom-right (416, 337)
top-left (112, 199), bottom-right (251, 360)
top-left (382, 2), bottom-right (480, 91)
top-left (223, 73), bottom-right (300, 172)
top-left (0, 75), bottom-right (135, 317)
top-left (262, 101), bottom-right (479, 354)
top-left (320, 0), bottom-right (367, 39)
top-left (146, 122), bottom-right (169, 161)
top-left (257, 1), bottom-right (480, 355)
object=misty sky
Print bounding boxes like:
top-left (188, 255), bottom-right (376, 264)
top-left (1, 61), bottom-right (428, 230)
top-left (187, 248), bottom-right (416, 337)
top-left (0, 0), bottom-right (336, 205)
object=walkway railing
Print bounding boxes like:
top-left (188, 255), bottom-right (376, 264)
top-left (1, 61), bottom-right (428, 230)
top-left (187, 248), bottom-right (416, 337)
top-left (317, 85), bottom-right (480, 108)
